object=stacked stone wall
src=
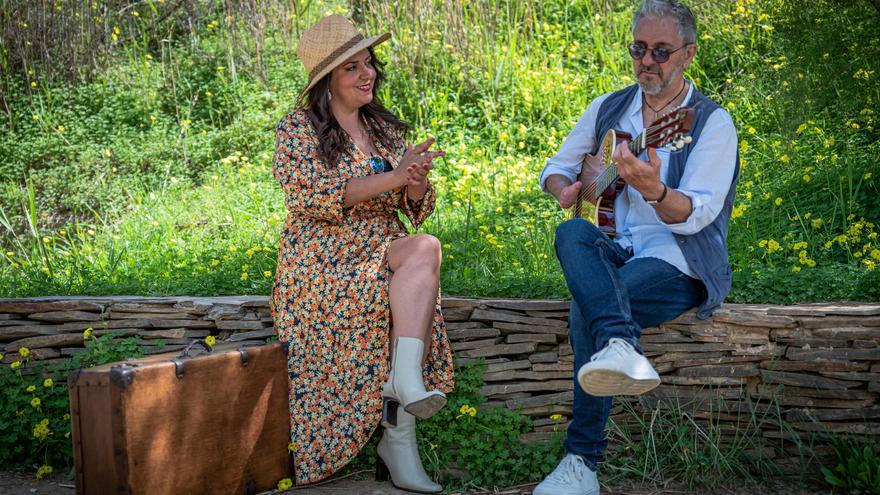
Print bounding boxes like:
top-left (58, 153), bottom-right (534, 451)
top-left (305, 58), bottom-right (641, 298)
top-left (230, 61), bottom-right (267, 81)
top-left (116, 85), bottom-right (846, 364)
top-left (3, 296), bottom-right (879, 465)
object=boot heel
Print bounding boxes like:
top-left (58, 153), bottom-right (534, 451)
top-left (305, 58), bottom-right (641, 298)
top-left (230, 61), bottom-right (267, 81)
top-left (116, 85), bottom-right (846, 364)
top-left (375, 457), bottom-right (390, 481)
top-left (381, 397), bottom-right (399, 428)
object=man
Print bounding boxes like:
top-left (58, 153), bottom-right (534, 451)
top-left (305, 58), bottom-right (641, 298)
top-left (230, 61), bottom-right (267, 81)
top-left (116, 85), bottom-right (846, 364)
top-left (534, 1), bottom-right (739, 493)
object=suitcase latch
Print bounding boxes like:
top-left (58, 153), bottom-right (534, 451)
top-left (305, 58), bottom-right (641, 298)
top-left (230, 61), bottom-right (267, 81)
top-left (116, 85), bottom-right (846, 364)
top-left (238, 348), bottom-right (249, 367)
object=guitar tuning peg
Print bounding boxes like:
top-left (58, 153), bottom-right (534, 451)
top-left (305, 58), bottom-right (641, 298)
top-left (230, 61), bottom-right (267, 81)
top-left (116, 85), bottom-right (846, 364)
top-left (674, 139), bottom-right (684, 149)
top-left (684, 136), bottom-right (693, 143)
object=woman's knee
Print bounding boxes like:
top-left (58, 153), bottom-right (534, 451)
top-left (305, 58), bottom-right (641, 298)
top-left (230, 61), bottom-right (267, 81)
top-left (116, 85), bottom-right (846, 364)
top-left (408, 234), bottom-right (442, 272)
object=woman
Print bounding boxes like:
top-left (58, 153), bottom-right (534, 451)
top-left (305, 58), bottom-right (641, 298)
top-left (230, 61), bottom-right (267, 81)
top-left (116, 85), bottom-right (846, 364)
top-left (270, 14), bottom-right (454, 493)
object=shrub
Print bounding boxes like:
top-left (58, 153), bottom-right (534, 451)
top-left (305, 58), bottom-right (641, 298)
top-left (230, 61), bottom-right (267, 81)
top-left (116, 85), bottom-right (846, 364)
top-left (0, 332), bottom-right (150, 476)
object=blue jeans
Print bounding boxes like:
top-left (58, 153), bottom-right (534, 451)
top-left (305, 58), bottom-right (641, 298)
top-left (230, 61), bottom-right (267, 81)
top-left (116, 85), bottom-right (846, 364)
top-left (554, 218), bottom-right (706, 470)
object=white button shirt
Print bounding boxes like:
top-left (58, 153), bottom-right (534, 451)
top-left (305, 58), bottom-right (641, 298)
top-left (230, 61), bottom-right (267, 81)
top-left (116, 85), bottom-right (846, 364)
top-left (539, 83), bottom-right (738, 279)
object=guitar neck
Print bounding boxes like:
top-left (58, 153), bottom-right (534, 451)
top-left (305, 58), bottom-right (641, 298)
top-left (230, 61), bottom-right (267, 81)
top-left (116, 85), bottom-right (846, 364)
top-left (593, 133), bottom-right (645, 200)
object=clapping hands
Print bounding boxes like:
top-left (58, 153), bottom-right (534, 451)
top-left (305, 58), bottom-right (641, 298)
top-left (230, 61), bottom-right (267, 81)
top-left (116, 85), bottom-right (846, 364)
top-left (397, 137), bottom-right (445, 187)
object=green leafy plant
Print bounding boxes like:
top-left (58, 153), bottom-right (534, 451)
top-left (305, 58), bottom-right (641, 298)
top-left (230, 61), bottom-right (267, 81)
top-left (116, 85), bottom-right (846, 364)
top-left (821, 434), bottom-right (880, 494)
top-left (0, 333), bottom-right (149, 476)
top-left (418, 362), bottom-right (565, 489)
top-left (347, 361), bottom-right (564, 490)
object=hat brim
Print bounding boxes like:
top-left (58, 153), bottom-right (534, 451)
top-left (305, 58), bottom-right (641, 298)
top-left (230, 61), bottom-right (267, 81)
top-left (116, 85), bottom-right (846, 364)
top-left (298, 32), bottom-right (391, 101)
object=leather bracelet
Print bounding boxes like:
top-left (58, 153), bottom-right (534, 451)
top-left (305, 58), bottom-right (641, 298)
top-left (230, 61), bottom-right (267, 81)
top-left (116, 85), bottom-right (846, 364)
top-left (646, 182), bottom-right (668, 205)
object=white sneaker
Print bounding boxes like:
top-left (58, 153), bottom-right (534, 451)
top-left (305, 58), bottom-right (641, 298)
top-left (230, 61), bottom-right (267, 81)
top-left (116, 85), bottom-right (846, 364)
top-left (532, 454), bottom-right (599, 495)
top-left (576, 337), bottom-right (660, 396)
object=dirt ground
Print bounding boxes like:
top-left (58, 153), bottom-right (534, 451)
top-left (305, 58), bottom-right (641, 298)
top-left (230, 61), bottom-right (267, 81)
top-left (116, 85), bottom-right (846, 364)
top-left (0, 470), bottom-right (829, 495)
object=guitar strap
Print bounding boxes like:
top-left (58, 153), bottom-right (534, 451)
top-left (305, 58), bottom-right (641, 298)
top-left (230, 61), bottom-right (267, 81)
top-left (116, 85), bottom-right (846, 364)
top-left (591, 84), bottom-right (741, 319)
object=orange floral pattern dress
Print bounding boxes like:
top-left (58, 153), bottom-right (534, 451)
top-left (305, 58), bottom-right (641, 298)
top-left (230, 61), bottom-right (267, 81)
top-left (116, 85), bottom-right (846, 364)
top-left (270, 109), bottom-right (455, 484)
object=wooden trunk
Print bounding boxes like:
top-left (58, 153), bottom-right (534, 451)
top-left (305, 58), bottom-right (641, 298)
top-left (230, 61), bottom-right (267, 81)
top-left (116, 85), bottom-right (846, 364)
top-left (68, 342), bottom-right (291, 495)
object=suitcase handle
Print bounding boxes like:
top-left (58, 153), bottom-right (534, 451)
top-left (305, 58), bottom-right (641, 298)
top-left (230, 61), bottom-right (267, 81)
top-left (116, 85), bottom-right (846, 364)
top-left (173, 340), bottom-right (214, 379)
top-left (178, 339), bottom-right (213, 358)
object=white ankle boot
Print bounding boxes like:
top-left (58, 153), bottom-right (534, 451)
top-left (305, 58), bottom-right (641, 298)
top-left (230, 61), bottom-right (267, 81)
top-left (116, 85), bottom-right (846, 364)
top-left (376, 405), bottom-right (442, 494)
top-left (577, 337), bottom-right (660, 396)
top-left (383, 337), bottom-right (446, 424)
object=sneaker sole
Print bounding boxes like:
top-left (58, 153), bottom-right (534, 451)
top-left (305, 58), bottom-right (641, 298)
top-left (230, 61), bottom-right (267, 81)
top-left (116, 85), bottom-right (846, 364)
top-left (577, 368), bottom-right (660, 397)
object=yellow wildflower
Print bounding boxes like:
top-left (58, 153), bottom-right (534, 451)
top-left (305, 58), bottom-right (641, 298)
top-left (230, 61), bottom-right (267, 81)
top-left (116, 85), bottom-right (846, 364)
top-left (288, 442), bottom-right (296, 452)
top-left (871, 249), bottom-right (880, 261)
top-left (19, 347), bottom-right (30, 358)
top-left (83, 328), bottom-right (93, 340)
top-left (43, 378), bottom-right (53, 388)
top-left (774, 197), bottom-right (783, 206)
top-left (240, 272), bottom-right (248, 281)
top-left (26, 385), bottom-right (36, 393)
top-left (205, 336), bottom-right (216, 347)
top-left (35, 465), bottom-right (52, 480)
top-left (11, 361), bottom-right (22, 370)
top-left (550, 414), bottom-right (564, 421)
top-left (277, 478), bottom-right (293, 491)
top-left (33, 419), bottom-right (51, 440)
top-left (731, 204), bottom-right (747, 219)
top-left (792, 266), bottom-right (801, 273)
top-left (31, 397), bottom-right (41, 408)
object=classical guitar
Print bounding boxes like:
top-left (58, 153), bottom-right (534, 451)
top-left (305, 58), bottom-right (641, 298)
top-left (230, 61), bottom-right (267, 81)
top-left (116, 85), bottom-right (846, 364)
top-left (570, 107), bottom-right (696, 238)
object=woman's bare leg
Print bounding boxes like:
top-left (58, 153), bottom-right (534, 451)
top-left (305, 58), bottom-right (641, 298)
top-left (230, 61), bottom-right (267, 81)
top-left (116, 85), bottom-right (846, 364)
top-left (387, 234), bottom-right (441, 358)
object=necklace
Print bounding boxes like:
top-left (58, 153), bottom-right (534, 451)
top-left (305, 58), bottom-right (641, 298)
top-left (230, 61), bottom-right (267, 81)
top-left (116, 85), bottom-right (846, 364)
top-left (644, 80), bottom-right (687, 116)
top-left (346, 119), bottom-right (374, 155)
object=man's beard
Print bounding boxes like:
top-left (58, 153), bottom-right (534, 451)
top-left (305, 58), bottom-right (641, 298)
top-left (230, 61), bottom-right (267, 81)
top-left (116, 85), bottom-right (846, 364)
top-left (637, 61), bottom-right (683, 96)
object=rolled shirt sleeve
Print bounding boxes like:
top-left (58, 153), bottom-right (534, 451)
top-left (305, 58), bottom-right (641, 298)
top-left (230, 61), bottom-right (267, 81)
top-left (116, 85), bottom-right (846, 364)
top-left (654, 107), bottom-right (738, 235)
top-left (539, 93), bottom-right (611, 193)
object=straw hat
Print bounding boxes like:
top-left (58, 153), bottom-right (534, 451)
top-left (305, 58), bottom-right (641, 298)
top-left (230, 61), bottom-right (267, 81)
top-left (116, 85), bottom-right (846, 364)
top-left (297, 15), bottom-right (391, 98)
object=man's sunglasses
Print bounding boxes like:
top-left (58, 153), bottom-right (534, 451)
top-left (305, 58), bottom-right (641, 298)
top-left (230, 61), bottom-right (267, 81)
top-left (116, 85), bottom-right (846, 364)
top-left (628, 43), bottom-right (690, 63)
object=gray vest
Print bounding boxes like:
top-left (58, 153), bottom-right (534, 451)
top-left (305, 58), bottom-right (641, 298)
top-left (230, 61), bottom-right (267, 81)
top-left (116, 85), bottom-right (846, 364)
top-left (593, 84), bottom-right (740, 319)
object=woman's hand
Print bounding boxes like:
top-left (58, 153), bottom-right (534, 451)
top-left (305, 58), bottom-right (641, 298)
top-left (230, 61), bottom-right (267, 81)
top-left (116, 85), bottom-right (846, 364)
top-left (395, 137), bottom-right (444, 200)
top-left (394, 138), bottom-right (444, 183)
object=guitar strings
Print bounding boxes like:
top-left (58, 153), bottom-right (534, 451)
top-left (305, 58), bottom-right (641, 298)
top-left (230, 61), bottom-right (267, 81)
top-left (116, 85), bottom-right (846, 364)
top-left (571, 119), bottom-right (675, 216)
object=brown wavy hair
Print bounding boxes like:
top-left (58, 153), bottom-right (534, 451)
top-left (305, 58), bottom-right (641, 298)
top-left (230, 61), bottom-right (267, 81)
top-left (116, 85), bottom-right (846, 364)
top-left (302, 47), bottom-right (409, 167)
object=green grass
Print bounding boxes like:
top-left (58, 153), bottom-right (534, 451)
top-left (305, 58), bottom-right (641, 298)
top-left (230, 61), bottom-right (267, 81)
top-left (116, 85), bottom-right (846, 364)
top-left (0, 0), bottom-right (878, 301)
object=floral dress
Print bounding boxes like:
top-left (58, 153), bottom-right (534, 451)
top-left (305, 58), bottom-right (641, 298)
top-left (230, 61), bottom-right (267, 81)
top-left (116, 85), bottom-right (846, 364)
top-left (270, 109), bottom-right (455, 484)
